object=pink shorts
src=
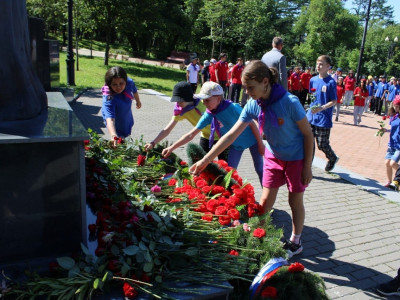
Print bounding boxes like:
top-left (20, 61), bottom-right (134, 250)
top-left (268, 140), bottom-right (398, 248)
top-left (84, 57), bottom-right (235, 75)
top-left (262, 149), bottom-right (308, 193)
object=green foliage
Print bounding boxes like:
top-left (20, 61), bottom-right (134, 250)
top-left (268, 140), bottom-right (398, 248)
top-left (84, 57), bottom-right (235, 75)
top-left (293, 0), bottom-right (360, 67)
top-left (58, 52), bottom-right (185, 95)
top-left (226, 214), bottom-right (285, 273)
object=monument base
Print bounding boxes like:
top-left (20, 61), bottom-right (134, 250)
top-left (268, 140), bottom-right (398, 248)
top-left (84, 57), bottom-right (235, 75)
top-left (0, 92), bottom-right (88, 266)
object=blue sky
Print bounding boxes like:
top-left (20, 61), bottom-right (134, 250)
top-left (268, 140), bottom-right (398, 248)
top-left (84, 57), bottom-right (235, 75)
top-left (344, 0), bottom-right (400, 24)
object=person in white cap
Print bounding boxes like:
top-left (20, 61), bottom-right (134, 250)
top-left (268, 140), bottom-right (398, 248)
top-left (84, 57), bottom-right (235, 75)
top-left (162, 81), bottom-right (265, 185)
top-left (209, 58), bottom-right (217, 83)
top-left (186, 57), bottom-right (200, 93)
top-left (201, 60), bottom-right (210, 85)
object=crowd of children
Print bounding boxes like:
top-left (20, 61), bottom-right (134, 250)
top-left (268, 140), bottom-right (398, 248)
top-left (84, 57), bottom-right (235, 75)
top-left (99, 52), bottom-right (400, 260)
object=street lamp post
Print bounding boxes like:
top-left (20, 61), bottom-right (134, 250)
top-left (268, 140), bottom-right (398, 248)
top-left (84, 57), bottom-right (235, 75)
top-left (66, 0), bottom-right (75, 86)
top-left (355, 0), bottom-right (371, 84)
top-left (385, 36), bottom-right (398, 61)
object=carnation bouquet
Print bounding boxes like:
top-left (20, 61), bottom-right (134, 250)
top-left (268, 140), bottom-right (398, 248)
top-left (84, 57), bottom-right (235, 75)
top-left (250, 260), bottom-right (329, 300)
top-left (7, 131), bottom-right (324, 299)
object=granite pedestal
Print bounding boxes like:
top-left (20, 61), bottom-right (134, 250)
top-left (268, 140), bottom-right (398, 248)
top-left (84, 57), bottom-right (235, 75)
top-left (0, 93), bottom-right (88, 266)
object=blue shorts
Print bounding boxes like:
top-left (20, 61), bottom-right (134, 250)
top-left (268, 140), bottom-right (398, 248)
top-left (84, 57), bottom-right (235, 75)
top-left (385, 147), bottom-right (400, 162)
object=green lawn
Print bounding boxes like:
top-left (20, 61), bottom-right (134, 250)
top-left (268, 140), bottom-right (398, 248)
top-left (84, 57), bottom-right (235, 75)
top-left (59, 52), bottom-right (185, 96)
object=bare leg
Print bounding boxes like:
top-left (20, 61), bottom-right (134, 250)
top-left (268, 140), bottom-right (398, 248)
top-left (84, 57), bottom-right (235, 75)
top-left (288, 192), bottom-right (305, 235)
top-left (259, 187), bottom-right (279, 213)
top-left (386, 159), bottom-right (393, 183)
top-left (390, 161), bottom-right (399, 180)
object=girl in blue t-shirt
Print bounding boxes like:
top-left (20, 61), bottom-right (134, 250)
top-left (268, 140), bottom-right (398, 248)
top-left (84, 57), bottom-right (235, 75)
top-left (101, 66), bottom-right (142, 146)
top-left (189, 61), bottom-right (314, 259)
top-left (384, 96), bottom-right (400, 187)
top-left (162, 81), bottom-right (264, 184)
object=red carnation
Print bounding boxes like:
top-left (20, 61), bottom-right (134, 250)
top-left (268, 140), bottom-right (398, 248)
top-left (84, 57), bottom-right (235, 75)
top-left (169, 198), bottom-right (182, 203)
top-left (218, 215), bottom-right (231, 226)
top-left (288, 262), bottom-right (305, 273)
top-left (216, 160), bottom-right (228, 167)
top-left (382, 116), bottom-right (387, 120)
top-left (206, 199), bottom-right (219, 213)
top-left (180, 161), bottom-right (187, 166)
top-left (168, 178), bottom-right (177, 186)
top-left (212, 185), bottom-right (225, 195)
top-left (201, 186), bottom-right (212, 194)
top-left (229, 250), bottom-right (239, 256)
top-left (123, 282), bottom-right (138, 299)
top-left (253, 228), bottom-right (266, 238)
top-left (137, 155), bottom-right (146, 166)
top-left (310, 88), bottom-right (316, 92)
top-left (195, 179), bottom-right (207, 188)
top-left (261, 286), bottom-right (277, 298)
top-left (215, 206), bottom-right (228, 216)
top-left (228, 208), bottom-right (240, 220)
top-left (202, 213), bottom-right (213, 221)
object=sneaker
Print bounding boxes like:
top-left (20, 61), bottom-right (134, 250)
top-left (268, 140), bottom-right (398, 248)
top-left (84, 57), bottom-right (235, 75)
top-left (325, 156), bottom-right (339, 172)
top-left (283, 240), bottom-right (303, 259)
top-left (376, 276), bottom-right (400, 297)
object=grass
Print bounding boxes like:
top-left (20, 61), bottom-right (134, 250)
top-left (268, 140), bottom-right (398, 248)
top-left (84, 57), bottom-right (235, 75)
top-left (59, 52), bottom-right (185, 96)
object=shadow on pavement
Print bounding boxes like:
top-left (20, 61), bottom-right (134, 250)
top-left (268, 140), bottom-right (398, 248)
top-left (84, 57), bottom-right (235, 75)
top-left (271, 208), bottom-right (394, 299)
top-left (70, 100), bottom-right (104, 134)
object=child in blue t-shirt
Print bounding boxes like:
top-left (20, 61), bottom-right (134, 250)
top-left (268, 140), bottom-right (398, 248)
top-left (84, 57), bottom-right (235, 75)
top-left (189, 61), bottom-right (314, 259)
top-left (101, 66), bottom-right (141, 146)
top-left (162, 81), bottom-right (264, 184)
top-left (307, 55), bottom-right (339, 172)
top-left (384, 96), bottom-right (400, 187)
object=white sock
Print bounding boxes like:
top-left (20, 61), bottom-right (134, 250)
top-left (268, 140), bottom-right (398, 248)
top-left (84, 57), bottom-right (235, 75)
top-left (290, 233), bottom-right (301, 245)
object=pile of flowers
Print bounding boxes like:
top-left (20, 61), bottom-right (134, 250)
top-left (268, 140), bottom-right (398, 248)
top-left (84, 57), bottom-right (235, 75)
top-left (251, 260), bottom-right (329, 300)
top-left (7, 132), bottom-right (325, 299)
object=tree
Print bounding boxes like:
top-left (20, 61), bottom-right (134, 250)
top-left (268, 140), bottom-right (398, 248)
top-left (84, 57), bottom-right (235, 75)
top-left (293, 0), bottom-right (360, 68)
top-left (350, 0), bottom-right (394, 26)
top-left (26, 0), bottom-right (66, 37)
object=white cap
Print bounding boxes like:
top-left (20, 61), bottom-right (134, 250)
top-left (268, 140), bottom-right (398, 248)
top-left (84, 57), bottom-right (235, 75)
top-left (203, 60), bottom-right (210, 67)
top-left (195, 81), bottom-right (223, 99)
top-left (210, 58), bottom-right (217, 64)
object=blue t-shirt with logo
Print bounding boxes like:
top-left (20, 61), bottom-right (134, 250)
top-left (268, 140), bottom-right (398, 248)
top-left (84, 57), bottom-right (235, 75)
top-left (102, 77), bottom-right (137, 137)
top-left (388, 84), bottom-right (399, 101)
top-left (375, 81), bottom-right (389, 98)
top-left (307, 75), bottom-right (337, 129)
top-left (196, 103), bottom-right (257, 151)
top-left (389, 115), bottom-right (400, 150)
top-left (240, 94), bottom-right (306, 161)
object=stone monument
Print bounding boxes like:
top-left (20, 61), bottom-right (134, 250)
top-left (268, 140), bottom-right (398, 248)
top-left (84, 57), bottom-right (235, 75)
top-left (0, 1), bottom-right (88, 268)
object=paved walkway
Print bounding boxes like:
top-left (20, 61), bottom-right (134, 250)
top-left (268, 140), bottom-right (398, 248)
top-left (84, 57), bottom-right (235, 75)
top-left (70, 89), bottom-right (400, 299)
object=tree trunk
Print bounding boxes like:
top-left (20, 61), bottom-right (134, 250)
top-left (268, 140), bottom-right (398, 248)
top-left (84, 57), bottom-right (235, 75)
top-left (0, 1), bottom-right (47, 121)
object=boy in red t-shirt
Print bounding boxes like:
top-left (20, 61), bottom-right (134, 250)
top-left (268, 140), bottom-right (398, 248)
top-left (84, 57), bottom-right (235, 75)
top-left (343, 70), bottom-right (356, 108)
top-left (209, 58), bottom-right (217, 82)
top-left (230, 58), bottom-right (244, 103)
top-left (353, 79), bottom-right (369, 125)
top-left (289, 66), bottom-right (302, 100)
top-left (215, 53), bottom-right (229, 97)
top-left (300, 67), bottom-right (312, 106)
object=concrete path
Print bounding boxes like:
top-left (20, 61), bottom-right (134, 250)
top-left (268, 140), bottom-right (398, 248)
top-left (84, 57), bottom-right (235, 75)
top-left (70, 89), bottom-right (400, 299)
